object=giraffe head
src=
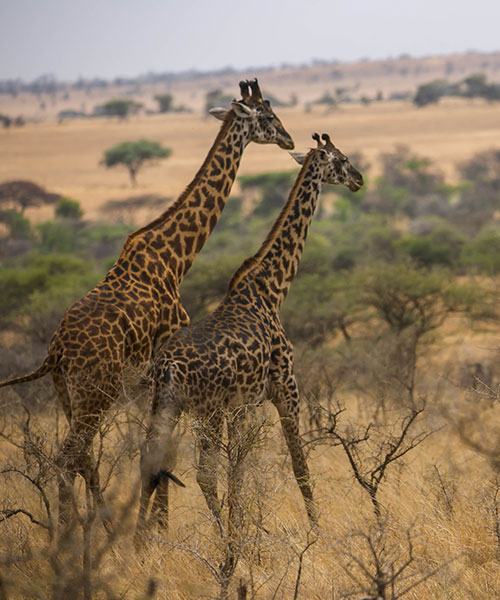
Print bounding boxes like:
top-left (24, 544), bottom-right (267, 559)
top-left (291, 133), bottom-right (364, 191)
top-left (209, 78), bottom-right (294, 150)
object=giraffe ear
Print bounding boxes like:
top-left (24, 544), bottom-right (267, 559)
top-left (289, 151), bottom-right (307, 165)
top-left (209, 107), bottom-right (230, 121)
top-left (231, 101), bottom-right (254, 119)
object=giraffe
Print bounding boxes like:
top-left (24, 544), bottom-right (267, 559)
top-left (138, 132), bottom-right (364, 533)
top-left (0, 79), bottom-right (294, 529)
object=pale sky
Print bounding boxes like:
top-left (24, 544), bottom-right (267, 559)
top-left (2, 0), bottom-right (500, 81)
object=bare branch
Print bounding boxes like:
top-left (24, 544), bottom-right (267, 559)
top-left (0, 508), bottom-right (50, 530)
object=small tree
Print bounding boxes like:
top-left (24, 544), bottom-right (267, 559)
top-left (101, 139), bottom-right (172, 186)
top-left (55, 197), bottom-right (83, 220)
top-left (0, 180), bottom-right (62, 214)
top-left (154, 93), bottom-right (173, 113)
top-left (413, 80), bottom-right (446, 107)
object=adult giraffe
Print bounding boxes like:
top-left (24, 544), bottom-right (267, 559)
top-left (0, 79), bottom-right (294, 528)
top-left (138, 133), bottom-right (363, 533)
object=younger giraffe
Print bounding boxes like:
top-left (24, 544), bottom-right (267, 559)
top-left (0, 80), bottom-right (294, 528)
top-left (138, 133), bottom-right (364, 532)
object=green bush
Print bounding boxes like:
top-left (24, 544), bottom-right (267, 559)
top-left (56, 197), bottom-right (83, 219)
top-left (180, 253), bottom-right (247, 321)
top-left (462, 227), bottom-right (500, 274)
top-left (282, 271), bottom-right (361, 345)
top-left (37, 221), bottom-right (79, 254)
top-left (396, 223), bottom-right (465, 268)
top-left (239, 170), bottom-right (297, 217)
top-left (0, 254), bottom-right (96, 328)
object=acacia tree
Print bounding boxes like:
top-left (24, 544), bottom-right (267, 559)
top-left (101, 139), bottom-right (172, 186)
top-left (0, 180), bottom-right (62, 214)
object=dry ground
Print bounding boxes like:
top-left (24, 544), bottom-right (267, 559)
top-left (1, 97), bottom-right (499, 224)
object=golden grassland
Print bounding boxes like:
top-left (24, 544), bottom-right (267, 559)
top-left (2, 84), bottom-right (500, 597)
top-left (1, 98), bottom-right (499, 224)
top-left (2, 369), bottom-right (500, 599)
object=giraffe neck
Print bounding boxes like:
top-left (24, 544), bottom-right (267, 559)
top-left (112, 112), bottom-right (250, 284)
top-left (229, 152), bottom-right (323, 309)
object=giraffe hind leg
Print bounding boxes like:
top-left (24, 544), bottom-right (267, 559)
top-left (272, 391), bottom-right (318, 528)
top-left (54, 404), bottom-right (113, 536)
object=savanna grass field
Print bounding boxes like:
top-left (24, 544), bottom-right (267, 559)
top-left (2, 55), bottom-right (500, 599)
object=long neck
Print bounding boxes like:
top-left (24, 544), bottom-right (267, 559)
top-left (229, 152), bottom-right (323, 309)
top-left (115, 112), bottom-right (249, 283)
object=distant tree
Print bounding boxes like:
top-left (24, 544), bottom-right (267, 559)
top-left (99, 99), bottom-right (142, 119)
top-left (0, 113), bottom-right (12, 128)
top-left (154, 94), bottom-right (173, 113)
top-left (452, 149), bottom-right (500, 233)
top-left (380, 145), bottom-right (444, 195)
top-left (101, 139), bottom-right (172, 186)
top-left (462, 73), bottom-right (489, 98)
top-left (0, 181), bottom-right (62, 214)
top-left (414, 73), bottom-right (500, 107)
top-left (413, 80), bottom-right (447, 107)
top-left (460, 148), bottom-right (500, 187)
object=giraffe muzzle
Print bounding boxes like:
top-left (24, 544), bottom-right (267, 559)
top-left (278, 130), bottom-right (295, 150)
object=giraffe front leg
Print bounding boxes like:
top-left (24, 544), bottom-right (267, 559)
top-left (272, 382), bottom-right (318, 529)
top-left (196, 417), bottom-right (223, 533)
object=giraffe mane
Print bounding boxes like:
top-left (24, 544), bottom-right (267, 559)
top-left (227, 150), bottom-right (314, 291)
top-left (118, 109), bottom-right (237, 257)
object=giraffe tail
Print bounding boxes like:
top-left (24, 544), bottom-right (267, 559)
top-left (0, 353), bottom-right (59, 388)
top-left (150, 469), bottom-right (186, 490)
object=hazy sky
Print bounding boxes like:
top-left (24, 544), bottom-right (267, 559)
top-left (2, 0), bottom-right (500, 81)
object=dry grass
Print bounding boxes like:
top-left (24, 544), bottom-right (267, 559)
top-left (2, 383), bottom-right (500, 599)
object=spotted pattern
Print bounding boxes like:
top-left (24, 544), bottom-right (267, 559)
top-left (138, 134), bottom-right (364, 531)
top-left (0, 80), bottom-right (294, 526)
